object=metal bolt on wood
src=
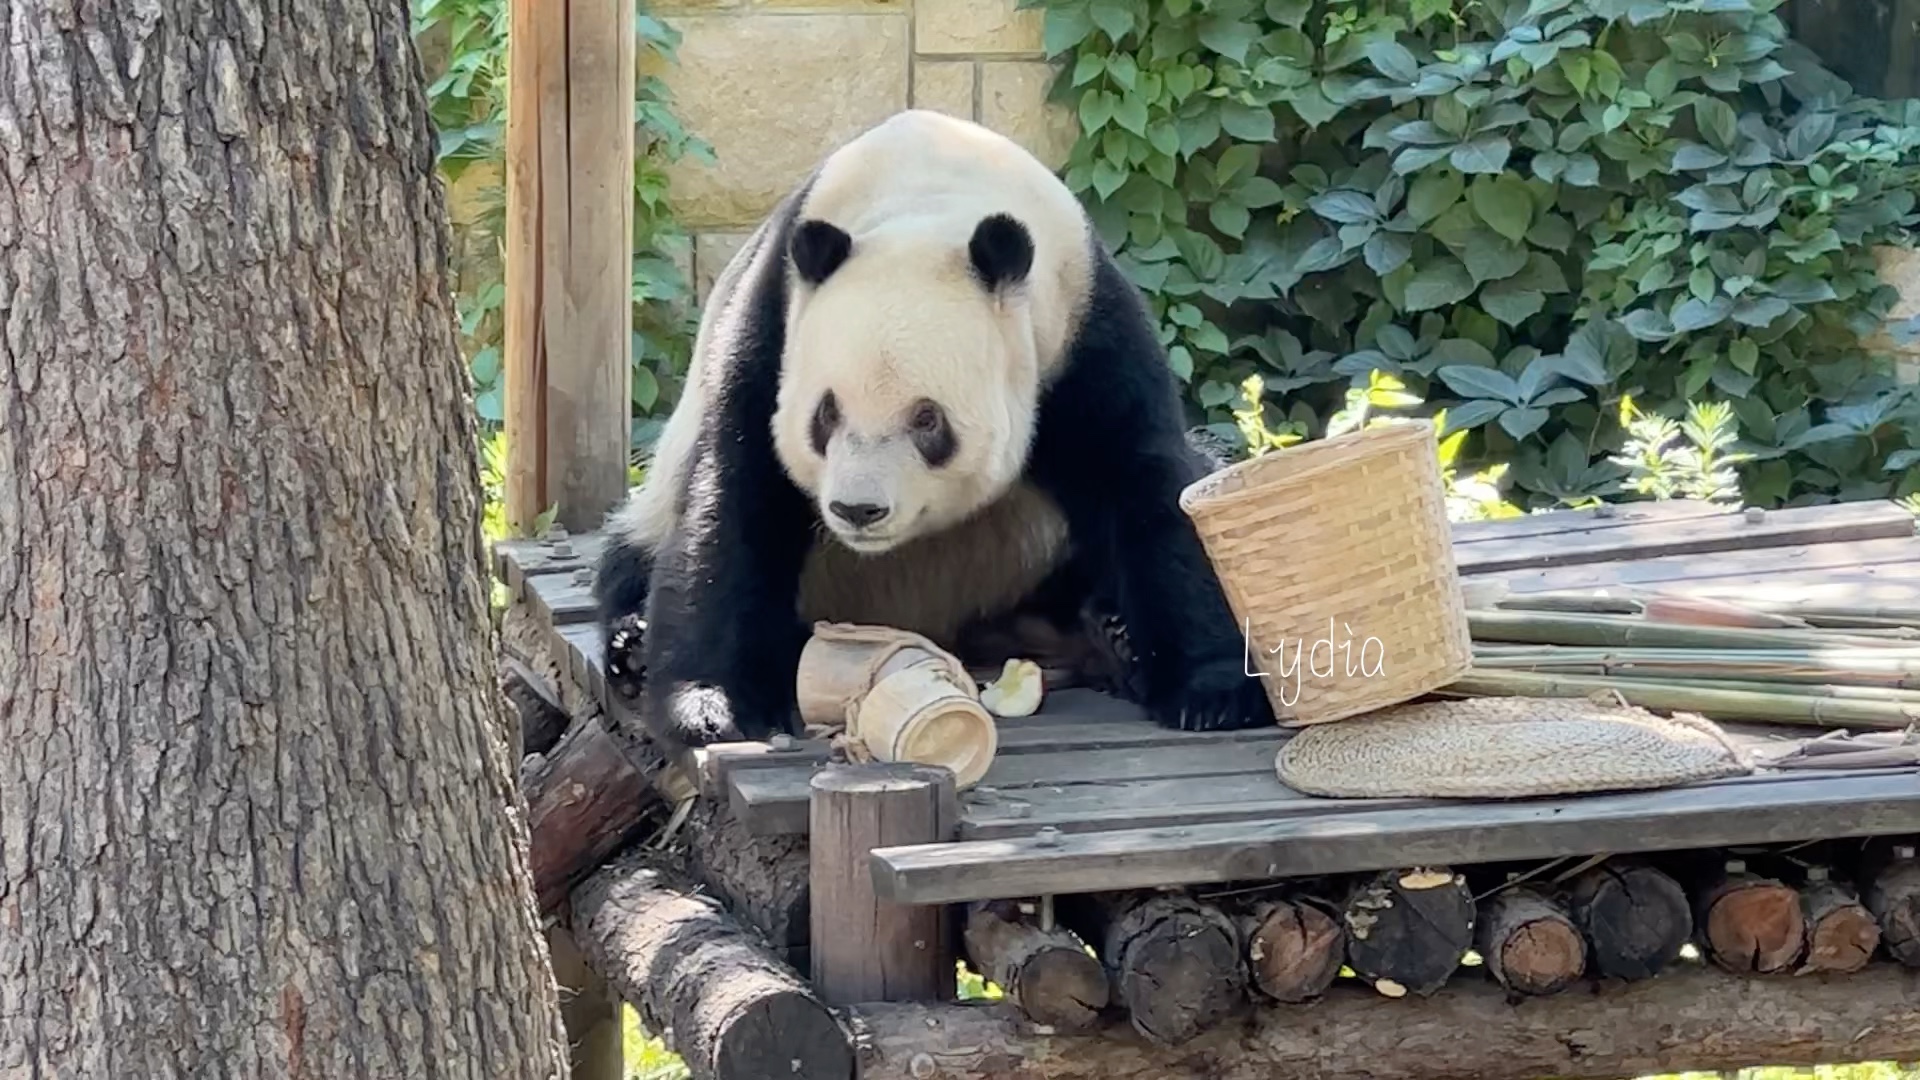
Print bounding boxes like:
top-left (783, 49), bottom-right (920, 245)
top-left (1034, 826), bottom-right (1062, 848)
top-left (1744, 507), bottom-right (1766, 524)
top-left (1896, 844), bottom-right (1917, 860)
top-left (571, 567), bottom-right (592, 585)
top-left (1725, 858), bottom-right (1746, 874)
top-left (551, 540), bottom-right (573, 558)
top-left (1592, 503), bottom-right (1615, 518)
top-left (770, 734), bottom-right (796, 751)
top-left (1807, 866), bottom-right (1829, 883)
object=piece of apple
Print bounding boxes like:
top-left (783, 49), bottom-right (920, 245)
top-left (979, 658), bottom-right (1043, 718)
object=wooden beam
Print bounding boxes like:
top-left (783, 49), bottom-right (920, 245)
top-left (868, 771), bottom-right (1920, 905)
top-left (847, 963), bottom-right (1920, 1080)
top-left (503, 0), bottom-right (546, 534)
top-left (503, 0), bottom-right (634, 536)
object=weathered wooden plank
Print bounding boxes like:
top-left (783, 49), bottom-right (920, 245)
top-left (870, 772), bottom-right (1920, 905)
top-left (1453, 500), bottom-right (1914, 576)
top-left (959, 754), bottom-right (1911, 842)
top-left (729, 733), bottom-right (1293, 837)
top-left (493, 534), bottom-right (609, 598)
top-left (1482, 535), bottom-right (1920, 595)
top-left (959, 774), bottom-right (1417, 840)
top-left (527, 568), bottom-right (599, 627)
top-left (556, 622), bottom-right (608, 706)
top-left (1449, 500), bottom-right (1727, 545)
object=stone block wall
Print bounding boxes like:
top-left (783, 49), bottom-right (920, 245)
top-left (647, 0), bottom-right (1079, 305)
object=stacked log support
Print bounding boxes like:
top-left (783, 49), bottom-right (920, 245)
top-left (684, 795), bottom-right (812, 968)
top-left (1863, 841), bottom-right (1920, 967)
top-left (1236, 892), bottom-right (1346, 1004)
top-left (848, 963), bottom-right (1920, 1080)
top-left (1473, 883), bottom-right (1586, 997)
top-left (1692, 859), bottom-right (1806, 974)
top-left (1341, 868), bottom-right (1475, 998)
top-left (1562, 860), bottom-right (1692, 981)
top-left (961, 899), bottom-right (1110, 1032)
top-left (1058, 890), bottom-right (1247, 1045)
top-left (572, 851), bottom-right (855, 1080)
top-left (809, 763), bottom-right (959, 1005)
top-left (1793, 865), bottom-right (1881, 974)
top-left (525, 711), bottom-right (668, 911)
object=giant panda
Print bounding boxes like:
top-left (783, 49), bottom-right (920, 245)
top-left (592, 109), bottom-right (1274, 747)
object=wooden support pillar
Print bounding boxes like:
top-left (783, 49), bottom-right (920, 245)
top-left (504, 0), bottom-right (635, 536)
top-left (547, 924), bottom-right (624, 1080)
top-left (808, 763), bottom-right (959, 1005)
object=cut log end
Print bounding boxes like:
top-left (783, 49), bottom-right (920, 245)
top-left (1476, 888), bottom-right (1585, 997)
top-left (1061, 892), bottom-right (1246, 1046)
top-left (962, 900), bottom-right (1108, 1033)
top-left (1565, 863), bottom-right (1692, 981)
top-left (1698, 873), bottom-right (1805, 975)
top-left (1243, 897), bottom-right (1345, 1004)
top-left (1343, 868), bottom-right (1475, 997)
top-left (711, 986), bottom-right (854, 1080)
top-left (1863, 857), bottom-right (1920, 968)
top-left (1799, 878), bottom-right (1881, 975)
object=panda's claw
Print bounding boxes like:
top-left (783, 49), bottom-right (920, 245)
top-left (604, 614), bottom-right (648, 702)
top-left (1151, 659), bottom-right (1274, 733)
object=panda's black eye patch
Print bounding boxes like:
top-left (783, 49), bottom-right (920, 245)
top-left (810, 392), bottom-right (840, 456)
top-left (907, 399), bottom-right (955, 467)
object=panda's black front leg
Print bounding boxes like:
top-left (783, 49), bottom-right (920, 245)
top-left (591, 530), bottom-right (657, 708)
top-left (1076, 486), bottom-right (1275, 732)
top-left (637, 448), bottom-right (816, 748)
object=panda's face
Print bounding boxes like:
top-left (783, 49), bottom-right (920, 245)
top-left (773, 214), bottom-right (1040, 554)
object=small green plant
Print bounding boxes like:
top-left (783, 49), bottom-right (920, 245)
top-left (1611, 395), bottom-right (1751, 503)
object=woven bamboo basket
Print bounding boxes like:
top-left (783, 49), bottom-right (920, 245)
top-left (1179, 419), bottom-right (1471, 727)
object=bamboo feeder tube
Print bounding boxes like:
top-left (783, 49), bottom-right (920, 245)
top-left (795, 622), bottom-right (1002, 789)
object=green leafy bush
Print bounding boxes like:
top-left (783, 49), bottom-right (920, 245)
top-left (1027, 0), bottom-right (1920, 508)
top-left (413, 0), bottom-right (709, 455)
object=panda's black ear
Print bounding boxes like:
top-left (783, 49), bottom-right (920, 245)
top-left (790, 219), bottom-right (853, 285)
top-left (968, 213), bottom-right (1034, 292)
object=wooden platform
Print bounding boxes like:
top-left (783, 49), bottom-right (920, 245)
top-left (496, 498), bottom-right (1920, 907)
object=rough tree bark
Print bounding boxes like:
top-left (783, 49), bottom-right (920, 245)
top-left (0, 4), bottom-right (570, 1078)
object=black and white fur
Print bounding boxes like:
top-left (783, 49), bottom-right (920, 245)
top-left (593, 110), bottom-right (1273, 747)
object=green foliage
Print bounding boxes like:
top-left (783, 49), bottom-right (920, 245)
top-left (1027, 0), bottom-right (1920, 509)
top-left (1611, 394), bottom-right (1749, 501)
top-left (413, 0), bottom-right (710, 456)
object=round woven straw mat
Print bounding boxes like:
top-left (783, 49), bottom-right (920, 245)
top-left (1275, 696), bottom-right (1755, 799)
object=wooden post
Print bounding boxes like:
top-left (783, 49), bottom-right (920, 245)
top-left (809, 763), bottom-right (959, 1005)
top-left (504, 0), bottom-right (635, 536)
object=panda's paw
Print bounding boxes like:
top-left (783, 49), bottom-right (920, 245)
top-left (604, 614), bottom-right (648, 703)
top-left (654, 683), bottom-right (791, 746)
top-left (1151, 659), bottom-right (1274, 732)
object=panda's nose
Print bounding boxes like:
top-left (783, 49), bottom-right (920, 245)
top-left (829, 500), bottom-right (891, 529)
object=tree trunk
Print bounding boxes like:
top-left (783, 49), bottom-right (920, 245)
top-left (0, 4), bottom-right (570, 1078)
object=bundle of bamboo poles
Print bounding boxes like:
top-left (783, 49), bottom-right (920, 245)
top-left (1440, 592), bottom-right (1920, 761)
